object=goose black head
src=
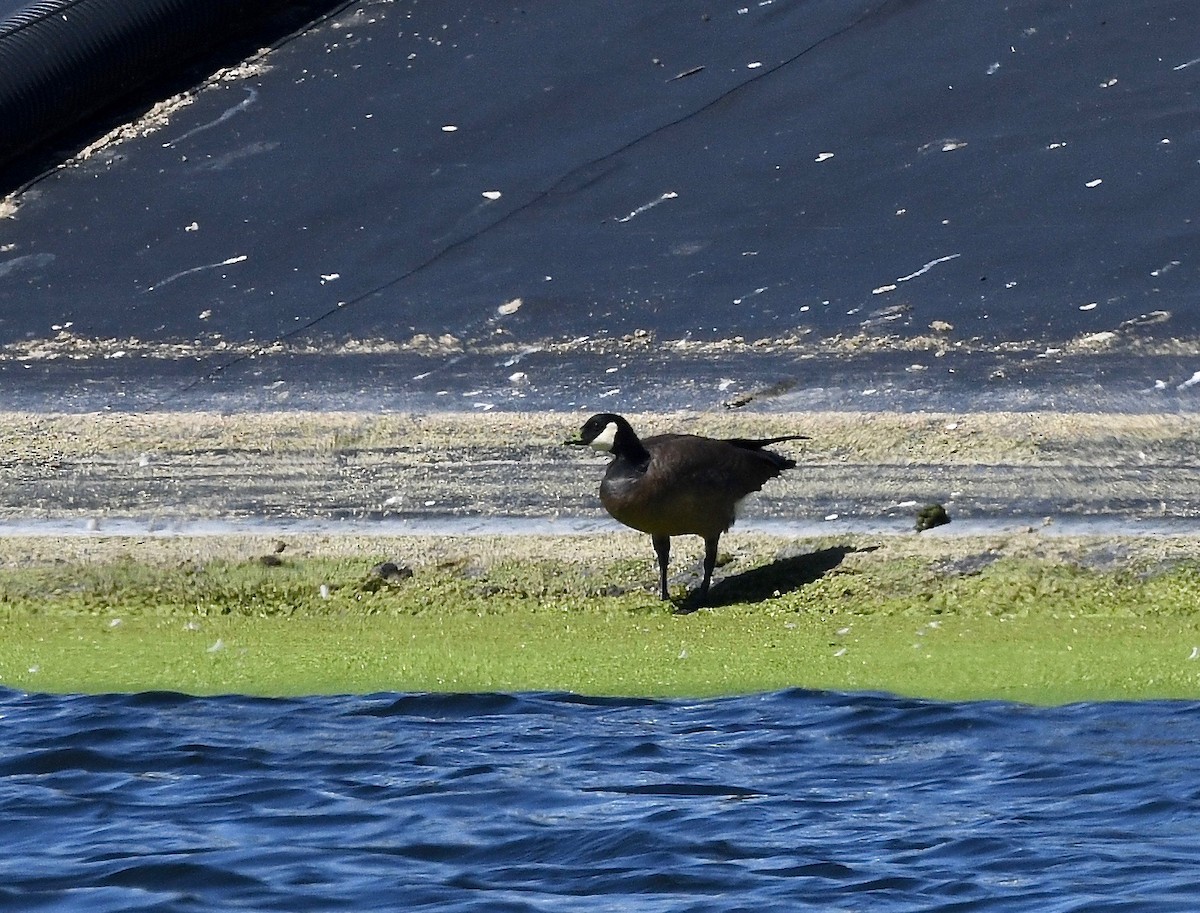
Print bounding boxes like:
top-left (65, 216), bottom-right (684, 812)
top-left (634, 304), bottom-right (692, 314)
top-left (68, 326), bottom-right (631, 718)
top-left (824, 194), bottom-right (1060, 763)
top-left (567, 412), bottom-right (646, 455)
top-left (575, 413), bottom-right (624, 452)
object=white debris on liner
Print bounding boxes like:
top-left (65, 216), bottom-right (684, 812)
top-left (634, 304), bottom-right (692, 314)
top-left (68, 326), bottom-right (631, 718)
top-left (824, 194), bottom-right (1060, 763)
top-left (615, 191), bottom-right (678, 223)
top-left (897, 253), bottom-right (961, 283)
top-left (482, 190), bottom-right (502, 200)
top-left (1177, 372), bottom-right (1200, 391)
top-left (872, 253), bottom-right (960, 295)
top-left (1086, 179), bottom-right (1103, 188)
top-left (814, 152), bottom-right (834, 162)
top-left (733, 286), bottom-right (768, 305)
top-left (497, 298), bottom-right (522, 316)
top-left (145, 254), bottom-right (247, 292)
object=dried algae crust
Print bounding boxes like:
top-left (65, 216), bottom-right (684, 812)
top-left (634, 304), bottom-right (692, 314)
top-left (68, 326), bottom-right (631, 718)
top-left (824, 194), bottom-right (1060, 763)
top-left (2, 409), bottom-right (1200, 525)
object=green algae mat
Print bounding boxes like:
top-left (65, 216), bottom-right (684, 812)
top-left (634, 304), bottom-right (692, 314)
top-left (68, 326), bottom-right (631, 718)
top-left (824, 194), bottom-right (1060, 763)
top-left (2, 532), bottom-right (1199, 704)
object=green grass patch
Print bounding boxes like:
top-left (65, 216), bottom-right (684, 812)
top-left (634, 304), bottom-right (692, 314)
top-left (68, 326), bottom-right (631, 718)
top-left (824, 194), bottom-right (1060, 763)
top-left (2, 543), bottom-right (1200, 703)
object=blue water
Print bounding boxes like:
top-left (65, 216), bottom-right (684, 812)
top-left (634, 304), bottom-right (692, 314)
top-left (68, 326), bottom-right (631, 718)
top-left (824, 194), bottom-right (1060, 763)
top-left (2, 689), bottom-right (1198, 912)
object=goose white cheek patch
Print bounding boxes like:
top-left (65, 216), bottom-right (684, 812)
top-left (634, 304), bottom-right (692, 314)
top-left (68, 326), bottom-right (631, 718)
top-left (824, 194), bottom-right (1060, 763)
top-left (589, 423), bottom-right (618, 452)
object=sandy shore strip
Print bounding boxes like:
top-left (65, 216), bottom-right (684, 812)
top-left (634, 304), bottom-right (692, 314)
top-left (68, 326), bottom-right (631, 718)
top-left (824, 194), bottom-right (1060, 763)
top-left (1, 409), bottom-right (1199, 530)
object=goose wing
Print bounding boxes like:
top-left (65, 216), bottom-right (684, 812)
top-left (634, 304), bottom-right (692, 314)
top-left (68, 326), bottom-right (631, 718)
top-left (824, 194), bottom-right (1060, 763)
top-left (644, 433), bottom-right (795, 498)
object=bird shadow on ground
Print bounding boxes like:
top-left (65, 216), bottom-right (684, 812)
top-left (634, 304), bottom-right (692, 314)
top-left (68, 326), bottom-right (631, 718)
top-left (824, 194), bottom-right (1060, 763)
top-left (675, 545), bottom-right (877, 613)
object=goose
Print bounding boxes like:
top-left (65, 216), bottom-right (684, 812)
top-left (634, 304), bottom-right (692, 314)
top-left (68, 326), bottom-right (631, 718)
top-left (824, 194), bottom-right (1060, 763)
top-left (569, 413), bottom-right (806, 602)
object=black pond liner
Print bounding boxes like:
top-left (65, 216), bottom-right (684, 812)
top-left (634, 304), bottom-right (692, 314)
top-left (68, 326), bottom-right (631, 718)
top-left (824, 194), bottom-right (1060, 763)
top-left (0, 0), bottom-right (288, 166)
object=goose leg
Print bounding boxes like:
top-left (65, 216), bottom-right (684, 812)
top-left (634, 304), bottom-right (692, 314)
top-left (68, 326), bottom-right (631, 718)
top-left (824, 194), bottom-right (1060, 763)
top-left (700, 535), bottom-right (720, 601)
top-left (652, 534), bottom-right (671, 600)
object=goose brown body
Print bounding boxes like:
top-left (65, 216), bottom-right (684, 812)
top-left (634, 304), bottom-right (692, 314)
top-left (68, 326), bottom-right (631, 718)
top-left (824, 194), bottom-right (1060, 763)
top-left (570, 413), bottom-right (805, 602)
top-left (599, 433), bottom-right (790, 539)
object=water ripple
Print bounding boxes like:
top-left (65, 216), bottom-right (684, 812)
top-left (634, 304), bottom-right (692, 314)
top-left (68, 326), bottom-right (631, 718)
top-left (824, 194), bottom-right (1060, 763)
top-left (1, 688), bottom-right (1199, 911)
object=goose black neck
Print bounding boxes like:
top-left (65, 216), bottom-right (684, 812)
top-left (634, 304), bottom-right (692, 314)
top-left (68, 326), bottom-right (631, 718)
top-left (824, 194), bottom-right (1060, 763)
top-left (609, 415), bottom-right (652, 468)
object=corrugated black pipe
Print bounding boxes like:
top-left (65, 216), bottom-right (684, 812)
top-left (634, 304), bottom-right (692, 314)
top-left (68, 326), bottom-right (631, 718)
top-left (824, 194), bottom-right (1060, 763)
top-left (0, 0), bottom-right (286, 167)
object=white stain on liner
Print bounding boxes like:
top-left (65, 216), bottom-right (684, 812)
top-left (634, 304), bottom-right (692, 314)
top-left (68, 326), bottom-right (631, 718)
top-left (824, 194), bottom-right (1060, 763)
top-left (145, 255), bottom-right (248, 292)
top-left (872, 253), bottom-right (961, 295)
top-left (0, 253), bottom-right (55, 278)
top-left (616, 191), bottom-right (678, 223)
